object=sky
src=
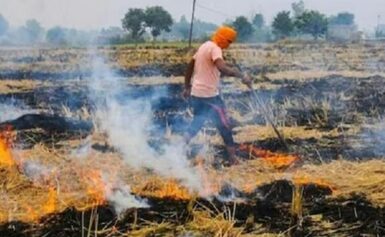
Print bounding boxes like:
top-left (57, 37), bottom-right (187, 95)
top-left (0, 0), bottom-right (384, 32)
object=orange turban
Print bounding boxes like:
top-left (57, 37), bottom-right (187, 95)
top-left (211, 26), bottom-right (237, 49)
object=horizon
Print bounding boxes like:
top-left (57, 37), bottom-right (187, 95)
top-left (0, 0), bottom-right (384, 32)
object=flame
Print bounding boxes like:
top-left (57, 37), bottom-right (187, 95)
top-left (17, 187), bottom-right (59, 223)
top-left (0, 126), bottom-right (15, 167)
top-left (24, 206), bottom-right (39, 223)
top-left (293, 175), bottom-right (335, 191)
top-left (239, 144), bottom-right (299, 169)
top-left (79, 169), bottom-right (107, 210)
top-left (43, 187), bottom-right (58, 214)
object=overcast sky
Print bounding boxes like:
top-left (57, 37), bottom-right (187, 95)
top-left (1, 0), bottom-right (384, 31)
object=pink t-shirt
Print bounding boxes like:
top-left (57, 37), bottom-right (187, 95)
top-left (191, 41), bottom-right (223, 98)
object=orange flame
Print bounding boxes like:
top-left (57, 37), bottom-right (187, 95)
top-left (43, 187), bottom-right (58, 214)
top-left (17, 187), bottom-right (59, 223)
top-left (293, 174), bottom-right (335, 191)
top-left (0, 126), bottom-right (15, 167)
top-left (80, 169), bottom-right (107, 209)
top-left (239, 144), bottom-right (299, 169)
top-left (24, 206), bottom-right (39, 223)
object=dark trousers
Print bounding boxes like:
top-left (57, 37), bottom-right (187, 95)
top-left (186, 96), bottom-right (235, 146)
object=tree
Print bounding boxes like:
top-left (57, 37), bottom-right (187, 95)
top-left (292, 0), bottom-right (305, 18)
top-left (252, 14), bottom-right (264, 29)
top-left (46, 27), bottom-right (66, 45)
top-left (295, 10), bottom-right (328, 39)
top-left (174, 16), bottom-right (190, 40)
top-left (144, 6), bottom-right (173, 40)
top-left (272, 11), bottom-right (294, 39)
top-left (193, 19), bottom-right (217, 39)
top-left (122, 8), bottom-right (146, 41)
top-left (329, 12), bottom-right (355, 25)
top-left (24, 19), bottom-right (44, 43)
top-left (232, 16), bottom-right (254, 42)
top-left (0, 14), bottom-right (9, 37)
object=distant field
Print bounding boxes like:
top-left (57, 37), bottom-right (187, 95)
top-left (1, 41), bottom-right (385, 80)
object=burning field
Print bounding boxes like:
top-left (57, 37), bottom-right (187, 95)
top-left (1, 42), bottom-right (385, 236)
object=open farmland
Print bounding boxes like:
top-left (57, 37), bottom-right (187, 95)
top-left (1, 41), bottom-right (385, 236)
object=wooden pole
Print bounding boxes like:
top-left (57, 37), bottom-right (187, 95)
top-left (188, 0), bottom-right (197, 48)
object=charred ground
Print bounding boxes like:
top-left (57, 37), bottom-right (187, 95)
top-left (1, 42), bottom-right (385, 236)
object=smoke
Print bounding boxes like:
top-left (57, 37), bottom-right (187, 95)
top-left (21, 159), bottom-right (148, 215)
top-left (88, 55), bottom-right (204, 193)
top-left (353, 120), bottom-right (385, 157)
top-left (105, 184), bottom-right (149, 216)
top-left (71, 135), bottom-right (92, 160)
top-left (0, 100), bottom-right (36, 123)
top-left (22, 160), bottom-right (54, 184)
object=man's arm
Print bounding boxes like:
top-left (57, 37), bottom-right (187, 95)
top-left (214, 58), bottom-right (252, 88)
top-left (214, 58), bottom-right (243, 78)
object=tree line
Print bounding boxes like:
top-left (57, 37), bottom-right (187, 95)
top-left (0, 2), bottom-right (379, 46)
top-left (233, 1), bottom-right (357, 41)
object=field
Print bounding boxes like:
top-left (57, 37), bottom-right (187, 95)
top-left (1, 41), bottom-right (385, 236)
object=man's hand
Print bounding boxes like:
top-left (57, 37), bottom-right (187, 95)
top-left (182, 87), bottom-right (191, 99)
top-left (241, 74), bottom-right (253, 89)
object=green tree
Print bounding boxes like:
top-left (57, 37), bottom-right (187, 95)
top-left (24, 19), bottom-right (44, 43)
top-left (144, 6), bottom-right (173, 40)
top-left (46, 26), bottom-right (66, 45)
top-left (252, 14), bottom-right (264, 29)
top-left (272, 11), bottom-right (294, 39)
top-left (0, 14), bottom-right (9, 37)
top-left (122, 8), bottom-right (146, 41)
top-left (329, 12), bottom-right (355, 25)
top-left (174, 15), bottom-right (190, 40)
top-left (295, 10), bottom-right (328, 39)
top-left (232, 16), bottom-right (254, 42)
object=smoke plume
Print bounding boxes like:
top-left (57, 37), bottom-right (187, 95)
top-left (88, 55), bottom-right (205, 194)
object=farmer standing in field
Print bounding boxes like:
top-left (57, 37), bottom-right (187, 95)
top-left (183, 26), bottom-right (252, 165)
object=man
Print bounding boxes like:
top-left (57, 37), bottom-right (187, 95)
top-left (183, 26), bottom-right (252, 165)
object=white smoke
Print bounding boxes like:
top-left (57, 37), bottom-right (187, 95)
top-left (354, 120), bottom-right (385, 157)
top-left (89, 56), bottom-right (204, 193)
top-left (0, 100), bottom-right (36, 122)
top-left (21, 160), bottom-right (54, 184)
top-left (105, 184), bottom-right (149, 216)
top-left (71, 135), bottom-right (92, 160)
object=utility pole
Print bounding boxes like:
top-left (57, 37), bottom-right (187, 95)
top-left (376, 15), bottom-right (381, 38)
top-left (188, 0), bottom-right (197, 48)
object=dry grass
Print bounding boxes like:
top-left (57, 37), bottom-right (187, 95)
top-left (2, 41), bottom-right (385, 235)
top-left (186, 205), bottom-right (244, 237)
top-left (2, 131), bottom-right (385, 225)
top-left (0, 79), bottom-right (51, 94)
top-left (195, 125), bottom-right (359, 146)
top-left (2, 42), bottom-right (385, 76)
top-left (265, 70), bottom-right (385, 81)
top-left (125, 76), bottom-right (184, 86)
